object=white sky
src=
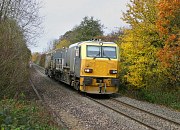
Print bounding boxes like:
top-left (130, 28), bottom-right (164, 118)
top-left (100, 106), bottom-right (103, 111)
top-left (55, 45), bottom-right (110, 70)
top-left (30, 0), bottom-right (129, 52)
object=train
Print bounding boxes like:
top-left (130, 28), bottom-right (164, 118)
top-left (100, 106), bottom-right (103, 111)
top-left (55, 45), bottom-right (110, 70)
top-left (45, 40), bottom-right (120, 94)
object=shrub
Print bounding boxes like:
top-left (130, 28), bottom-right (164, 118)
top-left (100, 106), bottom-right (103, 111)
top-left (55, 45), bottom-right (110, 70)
top-left (0, 20), bottom-right (31, 99)
top-left (0, 99), bottom-right (58, 129)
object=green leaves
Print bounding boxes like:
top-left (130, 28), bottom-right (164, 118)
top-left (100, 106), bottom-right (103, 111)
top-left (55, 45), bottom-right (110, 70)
top-left (51, 16), bottom-right (104, 50)
top-left (0, 100), bottom-right (58, 130)
top-left (122, 0), bottom-right (157, 27)
top-left (74, 16), bottom-right (103, 42)
top-left (55, 39), bottom-right (71, 49)
top-left (120, 0), bottom-right (180, 91)
top-left (120, 0), bottom-right (162, 89)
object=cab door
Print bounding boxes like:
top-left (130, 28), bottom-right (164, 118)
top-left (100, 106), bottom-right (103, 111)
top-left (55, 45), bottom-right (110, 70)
top-left (74, 46), bottom-right (81, 77)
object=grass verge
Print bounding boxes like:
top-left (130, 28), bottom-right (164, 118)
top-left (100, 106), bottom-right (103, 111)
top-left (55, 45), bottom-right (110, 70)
top-left (119, 86), bottom-right (180, 111)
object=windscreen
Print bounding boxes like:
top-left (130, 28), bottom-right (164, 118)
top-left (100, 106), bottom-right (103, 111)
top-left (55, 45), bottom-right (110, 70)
top-left (102, 46), bottom-right (116, 59)
top-left (87, 45), bottom-right (117, 59)
top-left (87, 46), bottom-right (101, 57)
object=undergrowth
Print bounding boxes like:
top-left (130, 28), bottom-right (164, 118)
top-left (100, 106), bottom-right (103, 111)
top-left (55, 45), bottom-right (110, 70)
top-left (0, 99), bottom-right (58, 130)
top-left (119, 85), bottom-right (180, 111)
top-left (138, 89), bottom-right (180, 111)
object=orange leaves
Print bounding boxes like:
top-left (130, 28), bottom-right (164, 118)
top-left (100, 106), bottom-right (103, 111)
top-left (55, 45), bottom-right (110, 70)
top-left (156, 0), bottom-right (180, 83)
top-left (157, 0), bottom-right (180, 16)
top-left (157, 44), bottom-right (180, 83)
top-left (167, 34), bottom-right (177, 43)
top-left (156, 0), bottom-right (180, 37)
top-left (120, 0), bottom-right (180, 89)
top-left (157, 0), bottom-right (180, 48)
top-left (157, 46), bottom-right (172, 68)
top-left (158, 45), bottom-right (180, 67)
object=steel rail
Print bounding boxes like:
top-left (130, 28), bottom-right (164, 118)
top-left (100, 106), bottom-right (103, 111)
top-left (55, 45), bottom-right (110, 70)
top-left (29, 69), bottom-right (67, 129)
top-left (110, 98), bottom-right (180, 126)
top-left (29, 78), bottom-right (42, 101)
top-left (32, 64), bottom-right (180, 128)
top-left (86, 96), bottom-right (156, 130)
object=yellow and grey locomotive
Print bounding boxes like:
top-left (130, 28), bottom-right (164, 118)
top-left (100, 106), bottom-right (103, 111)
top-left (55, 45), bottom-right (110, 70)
top-left (45, 40), bottom-right (120, 94)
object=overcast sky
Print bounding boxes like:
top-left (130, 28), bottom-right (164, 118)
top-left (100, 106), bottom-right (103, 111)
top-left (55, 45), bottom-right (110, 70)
top-left (30, 0), bottom-right (129, 52)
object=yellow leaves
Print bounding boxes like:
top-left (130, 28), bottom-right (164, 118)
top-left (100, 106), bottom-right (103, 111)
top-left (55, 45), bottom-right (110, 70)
top-left (55, 39), bottom-right (71, 49)
top-left (31, 52), bottom-right (40, 63)
top-left (126, 71), bottom-right (145, 88)
top-left (119, 26), bottom-right (159, 89)
top-left (123, 61), bottom-right (146, 88)
top-left (120, 0), bottom-right (180, 89)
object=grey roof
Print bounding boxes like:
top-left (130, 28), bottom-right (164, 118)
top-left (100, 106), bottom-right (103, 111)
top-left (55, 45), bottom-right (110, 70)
top-left (69, 41), bottom-right (115, 48)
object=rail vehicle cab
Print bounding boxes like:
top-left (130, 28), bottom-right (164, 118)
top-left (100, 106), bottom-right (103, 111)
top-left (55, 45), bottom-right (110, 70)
top-left (45, 40), bottom-right (120, 94)
top-left (77, 41), bottom-right (120, 94)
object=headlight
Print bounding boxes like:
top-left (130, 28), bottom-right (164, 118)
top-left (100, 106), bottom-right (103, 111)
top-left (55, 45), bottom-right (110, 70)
top-left (109, 70), bottom-right (117, 74)
top-left (84, 68), bottom-right (93, 73)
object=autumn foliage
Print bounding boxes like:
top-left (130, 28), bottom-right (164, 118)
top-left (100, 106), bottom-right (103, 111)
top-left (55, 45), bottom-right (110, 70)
top-left (0, 20), bottom-right (31, 98)
top-left (156, 0), bottom-right (180, 86)
top-left (120, 0), bottom-right (180, 89)
top-left (31, 52), bottom-right (45, 67)
top-left (156, 0), bottom-right (180, 36)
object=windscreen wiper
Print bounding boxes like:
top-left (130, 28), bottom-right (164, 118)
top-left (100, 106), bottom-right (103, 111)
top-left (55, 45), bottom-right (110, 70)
top-left (103, 56), bottom-right (111, 60)
top-left (102, 51), bottom-right (111, 60)
top-left (93, 52), bottom-right (100, 60)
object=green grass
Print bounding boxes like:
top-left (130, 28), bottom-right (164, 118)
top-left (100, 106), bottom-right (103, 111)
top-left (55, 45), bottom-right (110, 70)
top-left (119, 86), bottom-right (180, 111)
top-left (138, 89), bottom-right (180, 111)
top-left (0, 99), bottom-right (58, 130)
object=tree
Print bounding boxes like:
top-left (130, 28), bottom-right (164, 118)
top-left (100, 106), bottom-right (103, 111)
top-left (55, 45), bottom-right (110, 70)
top-left (120, 0), bottom-right (161, 89)
top-left (156, 0), bottom-right (180, 38)
top-left (51, 16), bottom-right (104, 50)
top-left (0, 0), bottom-right (42, 98)
top-left (95, 29), bottom-right (124, 43)
top-left (156, 0), bottom-right (180, 87)
top-left (120, 0), bottom-right (180, 89)
top-left (73, 16), bottom-right (104, 42)
top-left (0, 0), bottom-right (42, 45)
top-left (0, 20), bottom-right (31, 98)
top-left (32, 52), bottom-right (40, 63)
top-left (55, 39), bottom-right (71, 49)
top-left (122, 0), bottom-right (157, 28)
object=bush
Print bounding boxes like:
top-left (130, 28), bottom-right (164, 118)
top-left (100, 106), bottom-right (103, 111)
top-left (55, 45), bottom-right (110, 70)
top-left (39, 54), bottom-right (46, 68)
top-left (137, 88), bottom-right (180, 110)
top-left (0, 20), bottom-right (31, 98)
top-left (0, 99), bottom-right (58, 130)
top-left (31, 53), bottom-right (45, 68)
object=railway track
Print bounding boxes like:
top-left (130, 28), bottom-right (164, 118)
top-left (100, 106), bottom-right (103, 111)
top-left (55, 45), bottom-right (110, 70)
top-left (85, 96), bottom-right (180, 130)
top-left (32, 63), bottom-right (45, 74)
top-left (110, 98), bottom-right (180, 126)
top-left (29, 73), bottom-right (67, 128)
top-left (86, 96), bottom-right (156, 130)
top-left (31, 64), bottom-right (180, 130)
top-left (29, 78), bottom-right (42, 101)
